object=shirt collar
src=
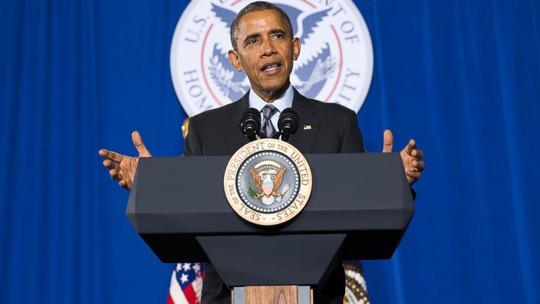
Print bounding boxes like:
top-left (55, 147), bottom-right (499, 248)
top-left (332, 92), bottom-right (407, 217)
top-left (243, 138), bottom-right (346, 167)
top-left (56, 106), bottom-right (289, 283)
top-left (248, 84), bottom-right (294, 113)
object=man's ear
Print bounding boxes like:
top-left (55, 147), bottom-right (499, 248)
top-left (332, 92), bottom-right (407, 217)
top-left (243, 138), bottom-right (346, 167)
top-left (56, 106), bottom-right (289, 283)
top-left (292, 37), bottom-right (301, 61)
top-left (228, 50), bottom-right (243, 72)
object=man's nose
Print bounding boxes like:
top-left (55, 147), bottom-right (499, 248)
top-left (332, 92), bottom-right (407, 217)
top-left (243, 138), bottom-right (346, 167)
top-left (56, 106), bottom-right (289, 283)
top-left (260, 38), bottom-right (276, 56)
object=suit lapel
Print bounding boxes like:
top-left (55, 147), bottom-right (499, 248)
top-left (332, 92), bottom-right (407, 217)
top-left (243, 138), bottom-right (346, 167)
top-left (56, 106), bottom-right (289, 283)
top-left (220, 93), bottom-right (251, 154)
top-left (289, 90), bottom-right (320, 153)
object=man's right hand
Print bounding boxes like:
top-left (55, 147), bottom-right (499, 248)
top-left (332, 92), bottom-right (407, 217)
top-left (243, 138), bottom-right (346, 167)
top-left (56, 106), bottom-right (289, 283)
top-left (98, 131), bottom-right (152, 190)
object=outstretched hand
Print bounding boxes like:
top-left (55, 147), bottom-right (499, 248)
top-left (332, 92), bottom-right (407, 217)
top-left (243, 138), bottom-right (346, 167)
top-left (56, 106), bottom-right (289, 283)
top-left (98, 131), bottom-right (152, 190)
top-left (382, 130), bottom-right (425, 185)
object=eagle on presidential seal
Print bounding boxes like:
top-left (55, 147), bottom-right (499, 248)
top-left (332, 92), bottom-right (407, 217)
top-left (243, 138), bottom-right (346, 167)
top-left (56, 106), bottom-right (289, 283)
top-left (249, 161), bottom-right (290, 206)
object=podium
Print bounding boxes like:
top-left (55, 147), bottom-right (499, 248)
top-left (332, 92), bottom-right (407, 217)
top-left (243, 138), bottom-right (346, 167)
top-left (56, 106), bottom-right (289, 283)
top-left (126, 153), bottom-right (414, 303)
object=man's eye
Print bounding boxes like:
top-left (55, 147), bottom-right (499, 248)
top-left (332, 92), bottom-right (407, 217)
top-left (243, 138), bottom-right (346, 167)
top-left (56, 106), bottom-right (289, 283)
top-left (272, 33), bottom-right (285, 39)
top-left (246, 38), bottom-right (258, 45)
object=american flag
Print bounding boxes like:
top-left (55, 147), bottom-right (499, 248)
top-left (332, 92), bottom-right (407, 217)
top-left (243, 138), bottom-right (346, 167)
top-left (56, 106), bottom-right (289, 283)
top-left (167, 263), bottom-right (205, 304)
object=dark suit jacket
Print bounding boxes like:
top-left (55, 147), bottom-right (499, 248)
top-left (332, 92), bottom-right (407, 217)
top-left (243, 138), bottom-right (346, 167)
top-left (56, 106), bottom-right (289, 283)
top-left (185, 89), bottom-right (365, 156)
top-left (183, 89), bottom-right (365, 303)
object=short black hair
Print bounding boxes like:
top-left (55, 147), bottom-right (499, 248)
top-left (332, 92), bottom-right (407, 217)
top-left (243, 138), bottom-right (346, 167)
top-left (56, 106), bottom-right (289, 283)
top-left (230, 1), bottom-right (294, 50)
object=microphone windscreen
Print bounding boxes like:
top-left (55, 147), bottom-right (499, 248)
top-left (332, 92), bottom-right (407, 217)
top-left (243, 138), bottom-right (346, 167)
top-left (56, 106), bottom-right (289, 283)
top-left (239, 108), bottom-right (261, 140)
top-left (278, 108), bottom-right (299, 134)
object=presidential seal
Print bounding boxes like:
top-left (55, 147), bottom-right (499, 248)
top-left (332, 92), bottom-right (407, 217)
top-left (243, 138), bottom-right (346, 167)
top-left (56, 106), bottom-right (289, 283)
top-left (224, 139), bottom-right (312, 226)
top-left (171, 0), bottom-right (373, 116)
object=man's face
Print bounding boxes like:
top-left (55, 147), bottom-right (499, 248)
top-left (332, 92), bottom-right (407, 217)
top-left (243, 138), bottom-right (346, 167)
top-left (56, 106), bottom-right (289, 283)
top-left (228, 10), bottom-right (301, 102)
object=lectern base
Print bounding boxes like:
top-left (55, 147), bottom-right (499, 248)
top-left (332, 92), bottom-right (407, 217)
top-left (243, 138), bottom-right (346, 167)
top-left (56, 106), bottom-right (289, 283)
top-left (233, 286), bottom-right (312, 304)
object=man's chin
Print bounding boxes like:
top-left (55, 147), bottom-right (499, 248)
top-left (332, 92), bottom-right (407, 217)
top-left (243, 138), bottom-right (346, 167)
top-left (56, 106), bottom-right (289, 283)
top-left (252, 83), bottom-right (289, 101)
top-left (265, 83), bottom-right (288, 93)
top-left (262, 78), bottom-right (289, 90)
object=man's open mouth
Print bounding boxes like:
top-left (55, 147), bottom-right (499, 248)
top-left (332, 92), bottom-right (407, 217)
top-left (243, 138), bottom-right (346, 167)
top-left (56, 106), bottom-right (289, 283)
top-left (261, 62), bottom-right (282, 72)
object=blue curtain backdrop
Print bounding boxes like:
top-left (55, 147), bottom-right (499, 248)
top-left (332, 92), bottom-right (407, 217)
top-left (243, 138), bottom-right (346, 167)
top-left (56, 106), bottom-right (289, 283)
top-left (1, 0), bottom-right (539, 303)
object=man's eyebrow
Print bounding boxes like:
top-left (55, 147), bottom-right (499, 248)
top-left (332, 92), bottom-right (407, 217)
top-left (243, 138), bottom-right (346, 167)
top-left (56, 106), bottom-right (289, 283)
top-left (244, 32), bottom-right (261, 43)
top-left (243, 28), bottom-right (287, 43)
top-left (269, 28), bottom-right (287, 35)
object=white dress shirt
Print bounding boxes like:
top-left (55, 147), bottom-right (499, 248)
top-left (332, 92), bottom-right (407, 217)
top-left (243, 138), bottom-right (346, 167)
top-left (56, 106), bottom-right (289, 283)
top-left (248, 84), bottom-right (294, 130)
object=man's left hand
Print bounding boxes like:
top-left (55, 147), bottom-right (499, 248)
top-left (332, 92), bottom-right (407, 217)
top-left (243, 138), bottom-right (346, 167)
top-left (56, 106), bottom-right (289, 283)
top-left (382, 130), bottom-right (425, 185)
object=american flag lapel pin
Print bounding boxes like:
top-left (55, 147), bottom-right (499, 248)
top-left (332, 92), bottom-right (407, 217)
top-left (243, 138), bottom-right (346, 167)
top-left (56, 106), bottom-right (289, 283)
top-left (303, 124), bottom-right (312, 130)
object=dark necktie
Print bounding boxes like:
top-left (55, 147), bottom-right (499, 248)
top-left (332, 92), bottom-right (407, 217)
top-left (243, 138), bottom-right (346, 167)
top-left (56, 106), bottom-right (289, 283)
top-left (260, 104), bottom-right (278, 138)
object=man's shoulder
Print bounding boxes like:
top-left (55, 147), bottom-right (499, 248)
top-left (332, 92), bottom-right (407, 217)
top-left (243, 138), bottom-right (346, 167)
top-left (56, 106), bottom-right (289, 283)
top-left (294, 91), bottom-right (357, 117)
top-left (313, 99), bottom-right (356, 114)
top-left (191, 100), bottom-right (244, 121)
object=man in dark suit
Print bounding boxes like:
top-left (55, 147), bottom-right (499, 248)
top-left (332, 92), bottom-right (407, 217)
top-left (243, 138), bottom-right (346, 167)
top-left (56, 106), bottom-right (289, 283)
top-left (99, 1), bottom-right (425, 303)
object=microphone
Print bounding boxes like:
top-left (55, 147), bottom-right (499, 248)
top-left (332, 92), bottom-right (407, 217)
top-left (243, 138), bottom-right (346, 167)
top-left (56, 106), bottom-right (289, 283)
top-left (239, 108), bottom-right (261, 141)
top-left (277, 108), bottom-right (299, 142)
